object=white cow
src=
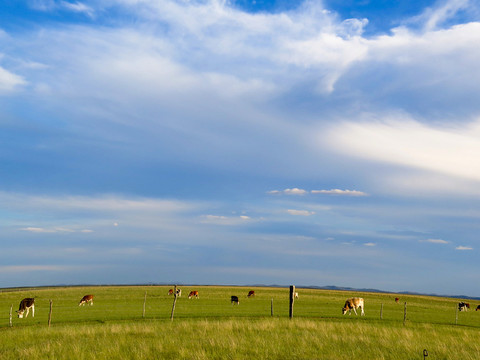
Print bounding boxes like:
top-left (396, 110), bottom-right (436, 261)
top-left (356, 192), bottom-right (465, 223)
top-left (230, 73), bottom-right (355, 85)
top-left (342, 297), bottom-right (365, 316)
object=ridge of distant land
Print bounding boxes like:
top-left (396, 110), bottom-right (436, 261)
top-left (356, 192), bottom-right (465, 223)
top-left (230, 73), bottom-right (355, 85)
top-left (2, 283), bottom-right (479, 301)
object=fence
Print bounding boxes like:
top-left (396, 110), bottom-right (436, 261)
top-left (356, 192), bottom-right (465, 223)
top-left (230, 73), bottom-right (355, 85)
top-left (1, 285), bottom-right (477, 329)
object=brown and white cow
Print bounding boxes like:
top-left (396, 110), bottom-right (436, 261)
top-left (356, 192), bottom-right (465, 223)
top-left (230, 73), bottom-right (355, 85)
top-left (395, 297), bottom-right (399, 303)
top-left (16, 298), bottom-right (35, 318)
top-left (247, 290), bottom-right (255, 298)
top-left (231, 295), bottom-right (239, 305)
top-left (342, 297), bottom-right (365, 316)
top-left (458, 302), bottom-right (470, 312)
top-left (79, 295), bottom-right (94, 306)
top-left (188, 291), bottom-right (199, 299)
top-left (168, 289), bottom-right (174, 295)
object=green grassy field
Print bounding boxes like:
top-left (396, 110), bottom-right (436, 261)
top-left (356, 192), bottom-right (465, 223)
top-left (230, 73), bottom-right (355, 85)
top-left (1, 285), bottom-right (479, 359)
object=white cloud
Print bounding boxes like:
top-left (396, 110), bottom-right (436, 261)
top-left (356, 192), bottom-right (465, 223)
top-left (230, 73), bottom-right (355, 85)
top-left (287, 209), bottom-right (315, 216)
top-left (456, 246), bottom-right (473, 251)
top-left (268, 188), bottom-right (308, 195)
top-left (0, 265), bottom-right (74, 273)
top-left (412, 0), bottom-right (473, 31)
top-left (363, 242), bottom-right (376, 247)
top-left (421, 238), bottom-right (449, 244)
top-left (0, 65), bottom-right (26, 93)
top-left (20, 226), bottom-right (85, 233)
top-left (326, 118), bottom-right (480, 184)
top-left (61, 1), bottom-right (95, 17)
top-left (199, 214), bottom-right (252, 225)
top-left (0, 192), bottom-right (195, 213)
top-left (311, 189), bottom-right (368, 196)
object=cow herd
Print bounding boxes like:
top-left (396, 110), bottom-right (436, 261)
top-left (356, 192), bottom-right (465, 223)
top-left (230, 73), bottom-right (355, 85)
top-left (14, 290), bottom-right (479, 320)
top-left (15, 295), bottom-right (94, 318)
top-left (457, 302), bottom-right (480, 312)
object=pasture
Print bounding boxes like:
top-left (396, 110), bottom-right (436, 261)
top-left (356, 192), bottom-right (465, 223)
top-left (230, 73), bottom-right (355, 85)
top-left (1, 285), bottom-right (480, 359)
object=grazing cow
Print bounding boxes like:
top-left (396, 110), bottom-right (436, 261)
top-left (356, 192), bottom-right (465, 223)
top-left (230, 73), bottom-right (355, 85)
top-left (342, 297), bottom-right (365, 316)
top-left (188, 291), bottom-right (199, 299)
top-left (231, 295), bottom-right (239, 305)
top-left (476, 305), bottom-right (480, 311)
top-left (247, 290), bottom-right (255, 298)
top-left (459, 302), bottom-right (470, 312)
top-left (295, 292), bottom-right (299, 299)
top-left (395, 297), bottom-right (399, 303)
top-left (16, 298), bottom-right (35, 318)
top-left (79, 295), bottom-right (94, 306)
top-left (169, 288), bottom-right (182, 297)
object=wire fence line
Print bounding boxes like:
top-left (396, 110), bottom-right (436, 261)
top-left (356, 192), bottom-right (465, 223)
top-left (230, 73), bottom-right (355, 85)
top-left (1, 286), bottom-right (478, 329)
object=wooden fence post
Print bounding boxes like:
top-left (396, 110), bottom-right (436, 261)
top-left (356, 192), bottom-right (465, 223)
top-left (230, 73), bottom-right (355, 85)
top-left (455, 304), bottom-right (458, 325)
top-left (403, 302), bottom-right (407, 325)
top-left (143, 291), bottom-right (147, 318)
top-left (48, 300), bottom-right (53, 328)
top-left (289, 286), bottom-right (295, 319)
top-left (9, 304), bottom-right (13, 327)
top-left (380, 303), bottom-right (383, 320)
top-left (271, 298), bottom-right (274, 317)
top-left (170, 285), bottom-right (178, 321)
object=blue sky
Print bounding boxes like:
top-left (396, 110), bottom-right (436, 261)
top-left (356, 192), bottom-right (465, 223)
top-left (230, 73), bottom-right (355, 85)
top-left (1, 0), bottom-right (480, 296)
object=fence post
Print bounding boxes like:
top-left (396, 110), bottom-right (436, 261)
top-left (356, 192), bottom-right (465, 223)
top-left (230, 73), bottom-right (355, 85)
top-left (143, 291), bottom-right (147, 318)
top-left (48, 300), bottom-right (53, 328)
top-left (289, 285), bottom-right (295, 319)
top-left (9, 304), bottom-right (13, 327)
top-left (380, 303), bottom-right (383, 320)
top-left (403, 302), bottom-right (407, 325)
top-left (455, 304), bottom-right (458, 325)
top-left (271, 298), bottom-right (274, 317)
top-left (170, 285), bottom-right (178, 321)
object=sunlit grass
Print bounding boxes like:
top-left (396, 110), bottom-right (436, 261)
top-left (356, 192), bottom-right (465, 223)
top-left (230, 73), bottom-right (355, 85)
top-left (2, 318), bottom-right (480, 359)
top-left (1, 286), bottom-right (479, 359)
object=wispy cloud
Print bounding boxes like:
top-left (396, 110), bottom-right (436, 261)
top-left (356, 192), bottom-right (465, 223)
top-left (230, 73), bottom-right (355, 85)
top-left (287, 209), bottom-right (315, 216)
top-left (0, 265), bottom-right (78, 273)
top-left (60, 1), bottom-right (95, 17)
top-left (412, 0), bottom-right (474, 31)
top-left (420, 238), bottom-right (449, 244)
top-left (311, 189), bottom-right (368, 196)
top-left (0, 65), bottom-right (26, 93)
top-left (199, 214), bottom-right (252, 225)
top-left (269, 188), bottom-right (366, 196)
top-left (326, 119), bottom-right (480, 188)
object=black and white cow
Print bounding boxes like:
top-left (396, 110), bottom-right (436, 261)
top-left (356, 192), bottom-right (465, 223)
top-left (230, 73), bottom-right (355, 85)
top-left (17, 298), bottom-right (35, 318)
top-left (231, 295), bottom-right (239, 305)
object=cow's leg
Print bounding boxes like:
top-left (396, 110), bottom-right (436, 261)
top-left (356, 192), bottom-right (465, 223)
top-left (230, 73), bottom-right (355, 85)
top-left (353, 307), bottom-right (358, 315)
top-left (31, 305), bottom-right (35, 317)
top-left (25, 307), bottom-right (30, 318)
top-left (361, 306), bottom-right (365, 316)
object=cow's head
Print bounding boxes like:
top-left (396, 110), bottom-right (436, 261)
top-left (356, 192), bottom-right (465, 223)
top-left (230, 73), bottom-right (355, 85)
top-left (342, 306), bottom-right (348, 315)
top-left (16, 310), bottom-right (25, 318)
